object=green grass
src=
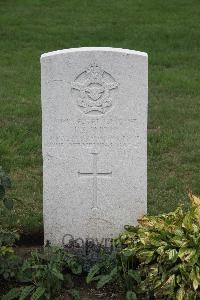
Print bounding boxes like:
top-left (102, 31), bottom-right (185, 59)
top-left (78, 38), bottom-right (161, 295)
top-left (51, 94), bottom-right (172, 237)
top-left (0, 0), bottom-right (199, 233)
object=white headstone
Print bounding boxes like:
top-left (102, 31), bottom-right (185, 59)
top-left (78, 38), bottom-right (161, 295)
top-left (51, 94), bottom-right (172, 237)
top-left (41, 47), bottom-right (148, 246)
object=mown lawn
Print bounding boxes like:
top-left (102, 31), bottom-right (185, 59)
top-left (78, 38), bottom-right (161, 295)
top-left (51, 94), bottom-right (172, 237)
top-left (0, 0), bottom-right (199, 234)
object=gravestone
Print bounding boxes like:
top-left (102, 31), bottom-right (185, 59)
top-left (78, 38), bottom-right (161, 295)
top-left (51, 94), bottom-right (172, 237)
top-left (41, 47), bottom-right (148, 246)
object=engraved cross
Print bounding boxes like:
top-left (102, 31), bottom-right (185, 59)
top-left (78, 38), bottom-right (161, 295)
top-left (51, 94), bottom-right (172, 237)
top-left (78, 153), bottom-right (112, 209)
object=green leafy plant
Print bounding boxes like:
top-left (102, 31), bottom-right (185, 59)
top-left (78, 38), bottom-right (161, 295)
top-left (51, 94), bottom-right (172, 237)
top-left (0, 228), bottom-right (21, 280)
top-left (86, 250), bottom-right (119, 287)
top-left (115, 192), bottom-right (200, 299)
top-left (86, 248), bottom-right (139, 299)
top-left (87, 193), bottom-right (200, 299)
top-left (0, 250), bottom-right (22, 280)
top-left (3, 246), bottom-right (82, 300)
top-left (0, 228), bottom-right (19, 247)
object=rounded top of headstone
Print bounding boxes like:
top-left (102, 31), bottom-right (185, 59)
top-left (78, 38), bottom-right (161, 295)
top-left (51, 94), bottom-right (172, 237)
top-left (40, 47), bottom-right (148, 61)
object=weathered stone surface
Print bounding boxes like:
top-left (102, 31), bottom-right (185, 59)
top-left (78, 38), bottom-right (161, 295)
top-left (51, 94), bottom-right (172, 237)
top-left (41, 47), bottom-right (148, 245)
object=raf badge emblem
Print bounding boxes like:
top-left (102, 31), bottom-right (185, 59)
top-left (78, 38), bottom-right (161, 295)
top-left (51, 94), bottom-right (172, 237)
top-left (71, 63), bottom-right (118, 115)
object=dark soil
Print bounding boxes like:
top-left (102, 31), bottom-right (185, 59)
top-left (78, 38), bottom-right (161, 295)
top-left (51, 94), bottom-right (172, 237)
top-left (16, 230), bottom-right (44, 246)
top-left (57, 277), bottom-right (125, 299)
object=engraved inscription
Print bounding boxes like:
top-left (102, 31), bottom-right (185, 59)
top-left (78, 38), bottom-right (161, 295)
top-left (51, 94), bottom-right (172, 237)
top-left (47, 117), bottom-right (137, 148)
top-left (78, 152), bottom-right (112, 208)
top-left (71, 63), bottom-right (118, 115)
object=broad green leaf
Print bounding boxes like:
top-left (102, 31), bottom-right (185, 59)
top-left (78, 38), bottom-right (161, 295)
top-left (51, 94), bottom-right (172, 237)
top-left (193, 278), bottom-right (198, 290)
top-left (96, 266), bottom-right (118, 289)
top-left (160, 275), bottom-right (176, 294)
top-left (156, 246), bottom-right (165, 255)
top-left (30, 287), bottom-right (45, 300)
top-left (137, 250), bottom-right (154, 263)
top-left (178, 264), bottom-right (189, 279)
top-left (193, 206), bottom-right (200, 225)
top-left (171, 237), bottom-right (188, 247)
top-left (179, 248), bottom-right (198, 265)
top-left (190, 268), bottom-right (200, 291)
top-left (176, 274), bottom-right (182, 284)
top-left (0, 184), bottom-right (5, 199)
top-left (188, 191), bottom-right (200, 207)
top-left (182, 213), bottom-right (192, 230)
top-left (3, 198), bottom-right (14, 209)
top-left (167, 249), bottom-right (178, 263)
top-left (97, 274), bottom-right (112, 289)
top-left (71, 262), bottom-right (82, 275)
top-left (176, 287), bottom-right (185, 300)
top-left (122, 248), bottom-right (135, 257)
top-left (110, 266), bottom-right (118, 277)
top-left (0, 245), bottom-right (13, 255)
top-left (148, 264), bottom-right (158, 278)
top-left (154, 279), bottom-right (162, 289)
top-left (86, 264), bottom-right (101, 284)
top-left (90, 274), bottom-right (103, 282)
top-left (194, 266), bottom-right (200, 281)
top-left (126, 291), bottom-right (137, 300)
top-left (52, 268), bottom-right (64, 280)
top-left (137, 215), bottom-right (157, 227)
top-left (68, 289), bottom-right (81, 300)
top-left (185, 290), bottom-right (197, 300)
top-left (2, 288), bottom-right (20, 300)
top-left (124, 225), bottom-right (137, 232)
top-left (19, 286), bottom-right (34, 300)
top-left (174, 229), bottom-right (185, 237)
top-left (128, 269), bottom-right (141, 283)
